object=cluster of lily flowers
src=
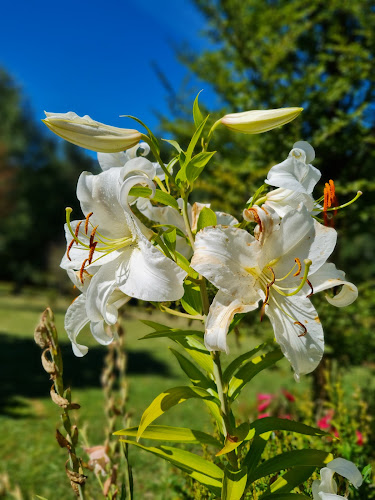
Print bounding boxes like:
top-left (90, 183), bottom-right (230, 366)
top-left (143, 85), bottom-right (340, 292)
top-left (42, 108), bottom-right (361, 383)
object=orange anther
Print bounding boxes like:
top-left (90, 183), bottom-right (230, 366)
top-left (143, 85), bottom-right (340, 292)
top-left (306, 278), bottom-right (314, 298)
top-left (67, 239), bottom-right (75, 261)
top-left (267, 266), bottom-right (276, 286)
top-left (74, 220), bottom-right (83, 239)
top-left (88, 242), bottom-right (97, 265)
top-left (85, 212), bottom-right (93, 234)
top-left (293, 258), bottom-right (302, 277)
top-left (89, 225), bottom-right (99, 247)
top-left (79, 259), bottom-right (90, 283)
top-left (294, 321), bottom-right (307, 337)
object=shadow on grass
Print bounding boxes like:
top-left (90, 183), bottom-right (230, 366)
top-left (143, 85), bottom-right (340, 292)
top-left (0, 332), bottom-right (170, 417)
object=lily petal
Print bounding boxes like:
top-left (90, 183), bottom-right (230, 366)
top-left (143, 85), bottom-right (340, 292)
top-left (308, 263), bottom-right (358, 307)
top-left (64, 294), bottom-right (90, 357)
top-left (205, 291), bottom-right (259, 353)
top-left (265, 294), bottom-right (324, 379)
top-left (327, 458), bottom-right (363, 489)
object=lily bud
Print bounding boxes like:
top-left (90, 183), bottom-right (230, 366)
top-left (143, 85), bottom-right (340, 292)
top-left (220, 107), bottom-right (303, 134)
top-left (42, 111), bottom-right (141, 152)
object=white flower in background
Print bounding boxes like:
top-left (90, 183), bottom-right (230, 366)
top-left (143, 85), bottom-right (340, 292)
top-left (220, 107), bottom-right (303, 134)
top-left (137, 198), bottom-right (238, 258)
top-left (191, 205), bottom-right (357, 379)
top-left (312, 458), bottom-right (363, 499)
top-left (42, 111), bottom-right (141, 152)
top-left (262, 141), bottom-right (320, 216)
top-left (62, 167), bottom-right (186, 354)
top-left (97, 141), bottom-right (166, 180)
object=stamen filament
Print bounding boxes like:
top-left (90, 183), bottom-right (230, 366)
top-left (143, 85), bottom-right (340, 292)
top-left (65, 208), bottom-right (91, 249)
top-left (320, 191), bottom-right (362, 212)
top-left (293, 258), bottom-right (302, 277)
top-left (280, 259), bottom-right (312, 297)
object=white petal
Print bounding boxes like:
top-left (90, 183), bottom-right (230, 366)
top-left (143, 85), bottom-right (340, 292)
top-left (205, 291), bottom-right (259, 353)
top-left (64, 295), bottom-right (89, 357)
top-left (318, 468), bottom-right (338, 494)
top-left (117, 236), bottom-right (186, 301)
top-left (265, 154), bottom-right (321, 194)
top-left (265, 187), bottom-right (315, 216)
top-left (90, 320), bottom-right (114, 346)
top-left (97, 152), bottom-right (127, 170)
top-left (318, 494), bottom-right (346, 500)
top-left (293, 141), bottom-right (315, 163)
top-left (137, 199), bottom-right (186, 232)
top-left (77, 168), bottom-right (131, 238)
top-left (265, 294), bottom-right (324, 378)
top-left (308, 263), bottom-right (358, 307)
top-left (191, 226), bottom-right (260, 302)
top-left (327, 458), bottom-right (363, 489)
top-left (122, 157), bottom-right (156, 180)
top-left (215, 211), bottom-right (239, 226)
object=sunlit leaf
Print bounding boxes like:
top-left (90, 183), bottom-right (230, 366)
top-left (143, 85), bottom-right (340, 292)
top-left (222, 466), bottom-right (247, 500)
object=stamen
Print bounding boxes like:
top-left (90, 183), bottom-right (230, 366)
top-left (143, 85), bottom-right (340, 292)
top-left (283, 259), bottom-right (312, 297)
top-left (74, 220), bottom-right (83, 239)
top-left (65, 208), bottom-right (90, 249)
top-left (306, 278), bottom-right (314, 298)
top-left (260, 301), bottom-right (267, 322)
top-left (294, 321), bottom-right (307, 337)
top-left (85, 212), bottom-right (93, 234)
top-left (88, 242), bottom-right (97, 264)
top-left (266, 266), bottom-right (276, 286)
top-left (293, 258), bottom-right (302, 277)
top-left (66, 239), bottom-right (75, 261)
top-left (245, 207), bottom-right (262, 232)
top-left (322, 191), bottom-right (362, 212)
top-left (89, 225), bottom-right (99, 247)
top-left (79, 259), bottom-right (90, 283)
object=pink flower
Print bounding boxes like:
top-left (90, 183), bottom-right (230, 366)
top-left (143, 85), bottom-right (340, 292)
top-left (317, 409), bottom-right (334, 430)
top-left (356, 430), bottom-right (364, 446)
top-left (282, 389), bottom-right (295, 403)
top-left (258, 412), bottom-right (271, 419)
top-left (258, 401), bottom-right (271, 412)
top-left (279, 414), bottom-right (292, 420)
top-left (257, 393), bottom-right (273, 402)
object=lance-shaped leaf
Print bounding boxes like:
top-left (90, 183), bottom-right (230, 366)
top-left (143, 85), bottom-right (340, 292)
top-left (229, 349), bottom-right (284, 400)
top-left (181, 279), bottom-right (203, 316)
top-left (249, 417), bottom-right (329, 438)
top-left (260, 494), bottom-right (310, 499)
top-left (193, 90), bottom-right (204, 128)
top-left (247, 449), bottom-right (333, 484)
top-left (223, 341), bottom-right (272, 385)
top-left (115, 424), bottom-right (221, 448)
top-left (243, 432), bottom-right (272, 474)
top-left (169, 348), bottom-right (213, 388)
top-left (186, 151), bottom-right (216, 183)
top-left (128, 186), bottom-right (179, 210)
top-left (137, 386), bottom-right (219, 440)
top-left (222, 466), bottom-right (248, 500)
top-left (122, 440), bottom-right (223, 496)
top-left (196, 206), bottom-right (217, 232)
top-left (261, 466), bottom-right (316, 497)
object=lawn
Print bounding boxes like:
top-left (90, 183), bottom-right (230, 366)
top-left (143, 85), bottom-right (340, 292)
top-left (0, 282), bottom-right (373, 499)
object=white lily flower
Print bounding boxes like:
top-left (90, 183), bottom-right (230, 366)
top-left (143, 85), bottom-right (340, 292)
top-left (137, 198), bottom-right (238, 258)
top-left (61, 167), bottom-right (186, 353)
top-left (43, 111), bottom-right (141, 152)
top-left (262, 142), bottom-right (320, 216)
top-left (220, 107), bottom-right (303, 134)
top-left (191, 205), bottom-right (357, 379)
top-left (312, 458), bottom-right (363, 499)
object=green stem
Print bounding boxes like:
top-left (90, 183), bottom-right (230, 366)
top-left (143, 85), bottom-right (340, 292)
top-left (181, 195), bottom-right (195, 250)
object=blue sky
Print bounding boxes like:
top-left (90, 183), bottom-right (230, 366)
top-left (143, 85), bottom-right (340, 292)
top-left (1, 0), bottom-right (216, 135)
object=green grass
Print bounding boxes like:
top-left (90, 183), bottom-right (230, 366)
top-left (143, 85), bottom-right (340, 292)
top-left (0, 282), bottom-right (373, 499)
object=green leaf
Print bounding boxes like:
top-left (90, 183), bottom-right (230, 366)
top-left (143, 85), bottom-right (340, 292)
top-left (140, 319), bottom-right (174, 331)
top-left (128, 186), bottom-right (179, 210)
top-left (181, 279), bottom-right (203, 315)
top-left (223, 341), bottom-right (271, 385)
top-left (137, 386), bottom-right (218, 440)
top-left (249, 417), bottom-right (329, 438)
top-left (247, 184), bottom-right (268, 208)
top-left (184, 115), bottom-right (209, 166)
top-left (176, 335), bottom-right (214, 375)
top-left (196, 206), bottom-right (217, 232)
top-left (261, 466), bottom-right (316, 496)
top-left (115, 424), bottom-right (221, 448)
top-left (163, 227), bottom-right (176, 254)
top-left (186, 150), bottom-right (216, 183)
top-left (243, 432), bottom-right (272, 474)
top-left (193, 90), bottom-right (204, 128)
top-left (169, 348), bottom-right (212, 388)
top-left (175, 251), bottom-right (197, 278)
top-left (247, 449), bottom-right (334, 483)
top-left (139, 328), bottom-right (204, 341)
top-left (228, 349), bottom-right (284, 400)
top-left (122, 440), bottom-right (223, 496)
top-left (216, 423), bottom-right (252, 456)
top-left (162, 138), bottom-right (183, 153)
top-left (222, 466), bottom-right (247, 500)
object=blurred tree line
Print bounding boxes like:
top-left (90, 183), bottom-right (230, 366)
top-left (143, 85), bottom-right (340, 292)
top-left (158, 0), bottom-right (375, 368)
top-left (0, 69), bottom-right (95, 291)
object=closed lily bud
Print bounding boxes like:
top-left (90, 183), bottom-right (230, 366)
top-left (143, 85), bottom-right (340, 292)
top-left (42, 111), bottom-right (141, 152)
top-left (220, 107), bottom-right (303, 134)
